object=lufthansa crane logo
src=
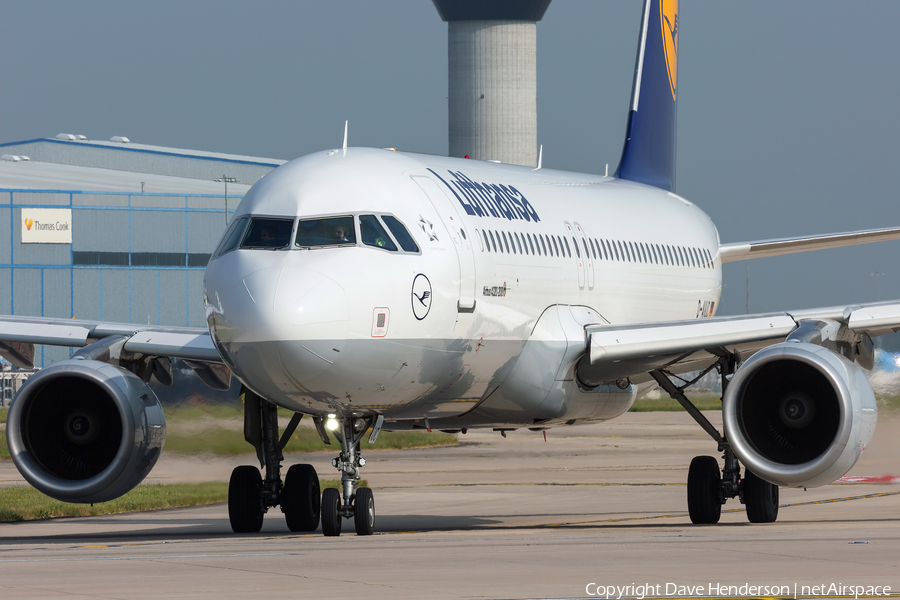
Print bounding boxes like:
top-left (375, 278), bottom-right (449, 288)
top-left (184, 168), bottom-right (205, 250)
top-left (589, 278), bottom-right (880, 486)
top-left (411, 273), bottom-right (432, 321)
top-left (660, 0), bottom-right (678, 101)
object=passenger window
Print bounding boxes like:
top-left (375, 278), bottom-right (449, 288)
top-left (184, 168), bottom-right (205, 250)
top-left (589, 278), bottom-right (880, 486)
top-left (501, 231), bottom-right (510, 253)
top-left (489, 231), bottom-right (497, 252)
top-left (527, 234), bottom-right (535, 255)
top-left (513, 232), bottom-right (521, 254)
top-left (215, 216), bottom-right (249, 256)
top-left (294, 215), bottom-right (355, 248)
top-left (483, 230), bottom-right (491, 251)
top-left (242, 217), bottom-right (294, 249)
top-left (552, 236), bottom-right (559, 256)
top-left (563, 237), bottom-right (571, 257)
top-left (540, 235), bottom-right (548, 256)
top-left (382, 215), bottom-right (420, 252)
top-left (359, 215), bottom-right (398, 251)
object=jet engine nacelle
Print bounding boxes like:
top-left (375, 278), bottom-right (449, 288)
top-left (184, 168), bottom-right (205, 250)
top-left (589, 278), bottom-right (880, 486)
top-left (723, 342), bottom-right (876, 488)
top-left (6, 359), bottom-right (166, 503)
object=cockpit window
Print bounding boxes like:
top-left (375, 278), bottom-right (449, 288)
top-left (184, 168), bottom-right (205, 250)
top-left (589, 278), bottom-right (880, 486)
top-left (215, 216), bottom-right (249, 257)
top-left (381, 215), bottom-right (419, 252)
top-left (359, 215), bottom-right (398, 251)
top-left (241, 218), bottom-right (294, 249)
top-left (295, 216), bottom-right (356, 248)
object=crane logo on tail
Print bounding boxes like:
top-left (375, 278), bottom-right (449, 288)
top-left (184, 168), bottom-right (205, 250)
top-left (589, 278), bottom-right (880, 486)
top-left (660, 0), bottom-right (678, 100)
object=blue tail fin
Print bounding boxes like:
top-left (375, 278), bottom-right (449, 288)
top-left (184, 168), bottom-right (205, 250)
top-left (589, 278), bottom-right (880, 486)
top-left (614, 0), bottom-right (678, 192)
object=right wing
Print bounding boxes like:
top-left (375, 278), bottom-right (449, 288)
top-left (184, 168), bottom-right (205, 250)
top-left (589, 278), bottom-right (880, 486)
top-left (0, 315), bottom-right (228, 389)
top-left (580, 300), bottom-right (900, 385)
top-left (0, 315), bottom-right (220, 365)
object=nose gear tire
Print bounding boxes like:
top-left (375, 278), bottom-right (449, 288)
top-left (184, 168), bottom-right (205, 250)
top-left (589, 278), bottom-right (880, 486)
top-left (321, 487), bottom-right (342, 536)
top-left (354, 487), bottom-right (375, 536)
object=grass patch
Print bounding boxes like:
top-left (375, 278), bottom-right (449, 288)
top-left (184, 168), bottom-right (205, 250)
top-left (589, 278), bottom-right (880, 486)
top-left (0, 407), bottom-right (7, 424)
top-left (0, 430), bottom-right (7, 460)
top-left (630, 394), bottom-right (722, 412)
top-left (163, 404), bottom-right (243, 422)
top-left (877, 394), bottom-right (900, 413)
top-left (0, 478), bottom-right (362, 523)
top-left (164, 427), bottom-right (457, 456)
top-left (0, 482), bottom-right (228, 522)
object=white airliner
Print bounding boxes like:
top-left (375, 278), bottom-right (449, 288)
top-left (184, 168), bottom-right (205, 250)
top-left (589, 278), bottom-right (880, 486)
top-left (4, 0), bottom-right (900, 536)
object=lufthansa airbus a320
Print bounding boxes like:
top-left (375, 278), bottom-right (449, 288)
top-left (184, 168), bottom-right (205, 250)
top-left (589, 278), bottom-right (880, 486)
top-left (4, 0), bottom-right (900, 535)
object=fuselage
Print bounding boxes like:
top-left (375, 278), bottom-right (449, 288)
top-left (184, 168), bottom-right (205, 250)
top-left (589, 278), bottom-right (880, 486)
top-left (203, 148), bottom-right (721, 426)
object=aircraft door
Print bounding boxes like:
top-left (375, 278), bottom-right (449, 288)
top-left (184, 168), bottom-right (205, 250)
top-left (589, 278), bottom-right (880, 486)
top-left (412, 176), bottom-right (477, 311)
top-left (564, 221), bottom-right (585, 289)
top-left (573, 222), bottom-right (595, 290)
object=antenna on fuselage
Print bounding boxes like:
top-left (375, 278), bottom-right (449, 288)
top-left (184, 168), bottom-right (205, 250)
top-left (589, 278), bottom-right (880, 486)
top-left (342, 120), bottom-right (348, 151)
top-left (532, 144), bottom-right (543, 171)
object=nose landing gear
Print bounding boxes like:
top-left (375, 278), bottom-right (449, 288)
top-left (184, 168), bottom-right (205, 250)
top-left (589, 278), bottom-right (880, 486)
top-left (321, 413), bottom-right (380, 536)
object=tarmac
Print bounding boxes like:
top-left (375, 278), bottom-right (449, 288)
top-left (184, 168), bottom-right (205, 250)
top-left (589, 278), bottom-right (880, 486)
top-left (0, 411), bottom-right (898, 599)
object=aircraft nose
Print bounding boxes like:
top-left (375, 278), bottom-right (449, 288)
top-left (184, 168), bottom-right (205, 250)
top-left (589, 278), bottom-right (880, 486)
top-left (208, 261), bottom-right (349, 383)
top-left (271, 267), bottom-right (349, 380)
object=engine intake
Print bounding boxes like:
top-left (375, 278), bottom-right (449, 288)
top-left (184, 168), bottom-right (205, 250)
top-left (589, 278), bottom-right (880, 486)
top-left (723, 342), bottom-right (876, 488)
top-left (7, 359), bottom-right (166, 503)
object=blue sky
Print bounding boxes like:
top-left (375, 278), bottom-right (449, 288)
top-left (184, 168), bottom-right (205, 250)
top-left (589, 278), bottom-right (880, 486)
top-left (2, 1), bottom-right (899, 315)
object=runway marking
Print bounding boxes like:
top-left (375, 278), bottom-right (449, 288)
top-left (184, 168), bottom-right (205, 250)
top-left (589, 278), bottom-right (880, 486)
top-left (0, 552), bottom-right (296, 563)
top-left (433, 482), bottom-right (686, 487)
top-left (536, 490), bottom-right (900, 527)
top-left (836, 475), bottom-right (900, 484)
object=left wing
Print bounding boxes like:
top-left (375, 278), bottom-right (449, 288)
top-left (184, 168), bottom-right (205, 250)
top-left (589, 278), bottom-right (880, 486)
top-left (719, 225), bottom-right (900, 263)
top-left (579, 300), bottom-right (900, 385)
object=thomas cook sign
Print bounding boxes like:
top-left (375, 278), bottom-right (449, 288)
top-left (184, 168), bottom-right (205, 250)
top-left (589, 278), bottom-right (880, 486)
top-left (22, 209), bottom-right (72, 244)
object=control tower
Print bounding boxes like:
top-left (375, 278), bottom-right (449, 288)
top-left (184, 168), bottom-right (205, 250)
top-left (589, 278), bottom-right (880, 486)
top-left (432, 0), bottom-right (552, 167)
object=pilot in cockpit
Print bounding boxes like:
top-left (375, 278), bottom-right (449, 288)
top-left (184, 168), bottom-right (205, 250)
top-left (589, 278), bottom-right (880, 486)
top-left (333, 225), bottom-right (352, 243)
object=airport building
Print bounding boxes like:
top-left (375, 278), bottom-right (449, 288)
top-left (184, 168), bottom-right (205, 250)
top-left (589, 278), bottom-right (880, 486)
top-left (0, 135), bottom-right (283, 367)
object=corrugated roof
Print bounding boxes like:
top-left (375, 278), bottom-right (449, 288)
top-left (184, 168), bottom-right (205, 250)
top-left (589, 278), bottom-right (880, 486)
top-left (0, 160), bottom-right (254, 195)
top-left (0, 138), bottom-right (286, 168)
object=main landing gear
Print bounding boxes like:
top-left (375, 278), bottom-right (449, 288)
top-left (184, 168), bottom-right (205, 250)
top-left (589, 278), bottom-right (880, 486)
top-left (651, 356), bottom-right (779, 525)
top-left (320, 412), bottom-right (381, 537)
top-left (227, 387), bottom-right (381, 536)
top-left (228, 388), bottom-right (321, 534)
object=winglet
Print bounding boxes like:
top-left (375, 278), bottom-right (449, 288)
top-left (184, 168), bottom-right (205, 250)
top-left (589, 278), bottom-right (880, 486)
top-left (342, 120), bottom-right (348, 150)
top-left (532, 144), bottom-right (543, 171)
top-left (614, 0), bottom-right (678, 192)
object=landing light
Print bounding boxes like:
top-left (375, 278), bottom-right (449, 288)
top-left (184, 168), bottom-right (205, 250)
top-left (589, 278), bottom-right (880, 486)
top-left (326, 414), bottom-right (339, 431)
